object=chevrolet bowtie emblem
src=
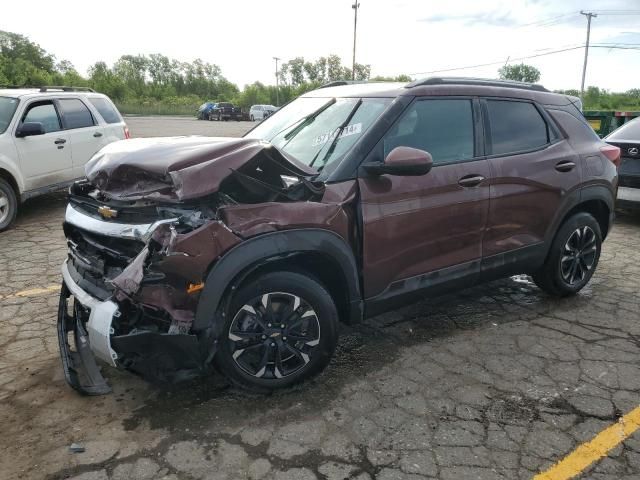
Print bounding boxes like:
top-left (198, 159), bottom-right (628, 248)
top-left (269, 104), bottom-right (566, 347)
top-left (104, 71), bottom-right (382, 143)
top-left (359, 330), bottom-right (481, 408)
top-left (98, 205), bottom-right (118, 219)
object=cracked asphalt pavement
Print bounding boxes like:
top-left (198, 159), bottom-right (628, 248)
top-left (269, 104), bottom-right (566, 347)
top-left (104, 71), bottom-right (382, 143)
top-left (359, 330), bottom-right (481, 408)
top-left (2, 117), bottom-right (640, 480)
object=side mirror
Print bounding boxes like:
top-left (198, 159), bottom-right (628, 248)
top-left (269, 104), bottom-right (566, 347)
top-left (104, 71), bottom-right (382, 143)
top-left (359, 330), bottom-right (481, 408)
top-left (16, 122), bottom-right (45, 138)
top-left (364, 146), bottom-right (433, 176)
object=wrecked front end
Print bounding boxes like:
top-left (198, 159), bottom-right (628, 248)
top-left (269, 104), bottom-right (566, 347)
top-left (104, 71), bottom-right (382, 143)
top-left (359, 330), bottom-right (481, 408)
top-left (57, 137), bottom-right (355, 395)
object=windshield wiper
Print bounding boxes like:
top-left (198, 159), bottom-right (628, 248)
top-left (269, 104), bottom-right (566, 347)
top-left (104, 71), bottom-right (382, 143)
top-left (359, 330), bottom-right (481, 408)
top-left (309, 99), bottom-right (363, 170)
top-left (281, 98), bottom-right (337, 146)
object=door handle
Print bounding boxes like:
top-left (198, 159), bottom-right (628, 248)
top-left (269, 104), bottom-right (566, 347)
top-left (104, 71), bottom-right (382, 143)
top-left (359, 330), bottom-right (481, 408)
top-left (54, 138), bottom-right (66, 145)
top-left (458, 174), bottom-right (485, 187)
top-left (555, 161), bottom-right (576, 172)
top-left (93, 132), bottom-right (103, 138)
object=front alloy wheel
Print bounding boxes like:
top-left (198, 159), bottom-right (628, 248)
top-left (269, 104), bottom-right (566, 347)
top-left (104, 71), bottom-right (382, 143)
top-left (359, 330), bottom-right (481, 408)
top-left (0, 178), bottom-right (18, 232)
top-left (228, 292), bottom-right (321, 379)
top-left (215, 271), bottom-right (338, 390)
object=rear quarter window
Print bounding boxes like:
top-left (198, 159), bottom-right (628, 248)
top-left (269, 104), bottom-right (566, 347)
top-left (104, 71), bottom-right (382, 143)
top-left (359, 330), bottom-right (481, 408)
top-left (88, 97), bottom-right (122, 124)
top-left (548, 109), bottom-right (602, 146)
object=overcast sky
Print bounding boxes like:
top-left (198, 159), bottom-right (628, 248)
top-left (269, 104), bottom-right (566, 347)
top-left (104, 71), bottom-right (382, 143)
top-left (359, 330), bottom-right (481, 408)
top-left (3, 0), bottom-right (639, 91)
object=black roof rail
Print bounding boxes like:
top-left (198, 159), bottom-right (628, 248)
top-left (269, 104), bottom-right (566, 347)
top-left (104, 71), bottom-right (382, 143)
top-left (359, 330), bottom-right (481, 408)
top-left (39, 86), bottom-right (96, 92)
top-left (0, 85), bottom-right (95, 92)
top-left (318, 80), bottom-right (368, 89)
top-left (406, 77), bottom-right (549, 92)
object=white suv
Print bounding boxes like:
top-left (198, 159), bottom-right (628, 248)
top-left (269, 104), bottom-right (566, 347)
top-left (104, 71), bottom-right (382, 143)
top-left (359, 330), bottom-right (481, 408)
top-left (0, 87), bottom-right (129, 231)
top-left (249, 104), bottom-right (277, 121)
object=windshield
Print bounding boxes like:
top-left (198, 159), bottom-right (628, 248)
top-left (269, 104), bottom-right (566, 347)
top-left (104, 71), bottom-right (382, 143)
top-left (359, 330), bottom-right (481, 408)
top-left (607, 117), bottom-right (640, 141)
top-left (246, 96), bottom-right (391, 170)
top-left (0, 97), bottom-right (19, 134)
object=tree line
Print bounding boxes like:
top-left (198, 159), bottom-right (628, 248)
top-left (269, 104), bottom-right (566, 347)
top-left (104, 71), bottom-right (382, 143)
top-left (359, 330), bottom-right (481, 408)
top-left (1, 30), bottom-right (639, 113)
top-left (0, 30), bottom-right (382, 111)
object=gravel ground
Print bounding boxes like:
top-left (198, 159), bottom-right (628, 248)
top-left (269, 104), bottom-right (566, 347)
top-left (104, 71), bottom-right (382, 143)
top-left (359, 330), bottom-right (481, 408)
top-left (1, 116), bottom-right (640, 480)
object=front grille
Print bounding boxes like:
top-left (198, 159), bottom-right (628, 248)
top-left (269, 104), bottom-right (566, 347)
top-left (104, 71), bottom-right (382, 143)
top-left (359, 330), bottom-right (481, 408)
top-left (64, 223), bottom-right (146, 300)
top-left (68, 180), bottom-right (165, 224)
top-left (69, 197), bottom-right (162, 224)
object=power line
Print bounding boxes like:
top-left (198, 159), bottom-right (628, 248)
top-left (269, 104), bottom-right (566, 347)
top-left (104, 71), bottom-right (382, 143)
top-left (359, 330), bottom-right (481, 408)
top-left (516, 11), bottom-right (577, 28)
top-left (591, 10), bottom-right (640, 15)
top-left (408, 46), bottom-right (583, 76)
top-left (407, 44), bottom-right (640, 78)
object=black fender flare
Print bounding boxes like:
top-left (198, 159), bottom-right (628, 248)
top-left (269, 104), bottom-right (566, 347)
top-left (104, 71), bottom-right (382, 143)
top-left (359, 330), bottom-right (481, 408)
top-left (193, 229), bottom-right (362, 332)
top-left (580, 184), bottom-right (615, 219)
top-left (543, 184), bottom-right (615, 256)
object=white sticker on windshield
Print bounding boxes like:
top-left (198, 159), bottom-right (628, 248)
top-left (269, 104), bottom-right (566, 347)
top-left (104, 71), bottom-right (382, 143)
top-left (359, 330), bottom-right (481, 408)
top-left (312, 123), bottom-right (362, 147)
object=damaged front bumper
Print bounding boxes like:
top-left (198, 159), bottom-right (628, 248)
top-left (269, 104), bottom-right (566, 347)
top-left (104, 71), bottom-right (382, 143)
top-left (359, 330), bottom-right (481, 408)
top-left (58, 259), bottom-right (204, 395)
top-left (58, 259), bottom-right (119, 395)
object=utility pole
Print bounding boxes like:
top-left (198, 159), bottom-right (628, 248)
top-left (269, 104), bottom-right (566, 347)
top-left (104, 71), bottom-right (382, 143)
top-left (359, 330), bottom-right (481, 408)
top-left (352, 1), bottom-right (360, 81)
top-left (273, 56), bottom-right (280, 106)
top-left (580, 11), bottom-right (597, 101)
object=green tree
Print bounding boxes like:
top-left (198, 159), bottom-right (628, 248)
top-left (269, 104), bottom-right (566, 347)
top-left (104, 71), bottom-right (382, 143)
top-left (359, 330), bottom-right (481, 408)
top-left (370, 74), bottom-right (413, 82)
top-left (498, 63), bottom-right (541, 83)
top-left (88, 61), bottom-right (127, 100)
top-left (0, 30), bottom-right (56, 85)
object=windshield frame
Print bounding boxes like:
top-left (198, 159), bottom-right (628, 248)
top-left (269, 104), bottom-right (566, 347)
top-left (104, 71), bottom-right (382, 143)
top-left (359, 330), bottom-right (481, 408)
top-left (0, 96), bottom-right (20, 135)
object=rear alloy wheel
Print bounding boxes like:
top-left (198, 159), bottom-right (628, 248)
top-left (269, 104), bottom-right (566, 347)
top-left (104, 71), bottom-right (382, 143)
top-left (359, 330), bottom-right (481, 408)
top-left (216, 271), bottom-right (338, 390)
top-left (560, 226), bottom-right (598, 285)
top-left (532, 212), bottom-right (602, 296)
top-left (0, 178), bottom-right (18, 232)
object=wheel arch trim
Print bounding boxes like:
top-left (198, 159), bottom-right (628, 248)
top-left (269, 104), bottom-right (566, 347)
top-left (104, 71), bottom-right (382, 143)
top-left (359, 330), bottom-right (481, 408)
top-left (542, 184), bottom-right (614, 261)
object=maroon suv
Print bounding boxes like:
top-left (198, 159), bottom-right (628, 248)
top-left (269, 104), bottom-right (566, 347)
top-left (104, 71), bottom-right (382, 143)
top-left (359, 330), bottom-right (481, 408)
top-left (58, 78), bottom-right (619, 394)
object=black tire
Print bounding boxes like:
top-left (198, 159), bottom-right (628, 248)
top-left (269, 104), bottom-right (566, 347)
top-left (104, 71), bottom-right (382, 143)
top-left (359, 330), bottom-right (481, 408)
top-left (532, 212), bottom-right (602, 297)
top-left (215, 271), bottom-right (339, 391)
top-left (0, 178), bottom-right (18, 232)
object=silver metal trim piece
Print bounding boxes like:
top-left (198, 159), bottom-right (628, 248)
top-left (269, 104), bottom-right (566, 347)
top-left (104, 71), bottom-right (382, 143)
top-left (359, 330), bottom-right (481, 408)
top-left (61, 260), bottom-right (118, 367)
top-left (65, 204), bottom-right (177, 241)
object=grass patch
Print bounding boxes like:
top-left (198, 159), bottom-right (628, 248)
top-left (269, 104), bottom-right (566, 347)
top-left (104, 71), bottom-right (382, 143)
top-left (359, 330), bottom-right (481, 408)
top-left (115, 102), bottom-right (198, 116)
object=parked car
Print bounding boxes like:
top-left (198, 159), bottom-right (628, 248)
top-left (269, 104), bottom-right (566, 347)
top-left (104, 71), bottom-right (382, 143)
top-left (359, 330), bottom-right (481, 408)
top-left (58, 78), bottom-right (618, 395)
top-left (209, 102), bottom-right (242, 121)
top-left (249, 104), bottom-right (277, 121)
top-left (605, 116), bottom-right (640, 208)
top-left (0, 86), bottom-right (129, 231)
top-left (196, 102), bottom-right (215, 120)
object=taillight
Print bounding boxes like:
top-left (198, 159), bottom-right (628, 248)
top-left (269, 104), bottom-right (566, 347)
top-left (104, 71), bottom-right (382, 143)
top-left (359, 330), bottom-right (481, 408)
top-left (124, 125), bottom-right (131, 139)
top-left (601, 144), bottom-right (621, 168)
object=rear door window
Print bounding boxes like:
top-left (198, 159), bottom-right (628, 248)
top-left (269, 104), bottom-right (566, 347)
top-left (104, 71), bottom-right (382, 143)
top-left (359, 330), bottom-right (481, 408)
top-left (486, 100), bottom-right (549, 155)
top-left (22, 101), bottom-right (62, 133)
top-left (383, 99), bottom-right (475, 165)
top-left (88, 97), bottom-right (121, 124)
top-left (58, 99), bottom-right (95, 129)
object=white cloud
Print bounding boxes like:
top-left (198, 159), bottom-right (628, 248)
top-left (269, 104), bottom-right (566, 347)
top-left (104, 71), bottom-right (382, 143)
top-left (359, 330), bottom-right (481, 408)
top-left (2, 0), bottom-right (639, 91)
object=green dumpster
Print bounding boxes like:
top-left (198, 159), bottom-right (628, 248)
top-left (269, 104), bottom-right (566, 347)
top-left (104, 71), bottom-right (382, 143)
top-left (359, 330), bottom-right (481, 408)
top-left (583, 110), bottom-right (640, 137)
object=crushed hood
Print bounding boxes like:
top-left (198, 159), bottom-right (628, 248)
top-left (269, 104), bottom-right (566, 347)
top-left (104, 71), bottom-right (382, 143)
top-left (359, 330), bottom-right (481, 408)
top-left (85, 137), bottom-right (317, 202)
